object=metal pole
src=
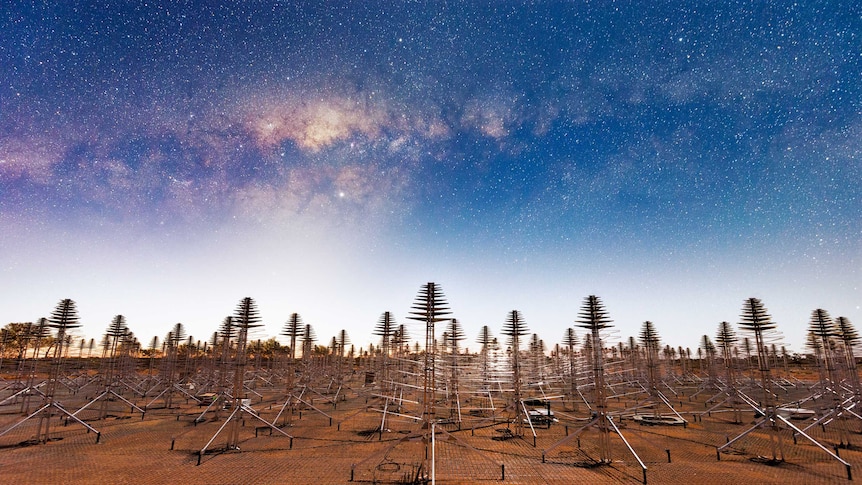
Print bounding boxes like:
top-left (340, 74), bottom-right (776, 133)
top-left (431, 421), bottom-right (436, 485)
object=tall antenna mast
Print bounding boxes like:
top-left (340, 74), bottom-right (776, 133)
top-left (501, 310), bottom-right (529, 437)
top-left (0, 299), bottom-right (101, 444)
top-left (406, 282), bottom-right (451, 429)
top-left (575, 295), bottom-right (613, 463)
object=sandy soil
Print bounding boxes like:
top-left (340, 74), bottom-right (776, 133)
top-left (1, 367), bottom-right (859, 484)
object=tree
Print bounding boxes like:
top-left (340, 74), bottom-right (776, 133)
top-left (1, 322), bottom-right (35, 359)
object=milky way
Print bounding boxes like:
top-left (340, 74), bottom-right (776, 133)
top-left (1, 2), bottom-right (859, 352)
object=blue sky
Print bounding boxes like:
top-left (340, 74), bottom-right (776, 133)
top-left (1, 1), bottom-right (859, 354)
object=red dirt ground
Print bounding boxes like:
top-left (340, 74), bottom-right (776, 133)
top-left (1, 369), bottom-right (860, 484)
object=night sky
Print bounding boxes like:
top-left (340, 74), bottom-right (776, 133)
top-left (1, 1), bottom-right (859, 353)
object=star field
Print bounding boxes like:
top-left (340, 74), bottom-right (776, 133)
top-left (1, 1), bottom-right (859, 352)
